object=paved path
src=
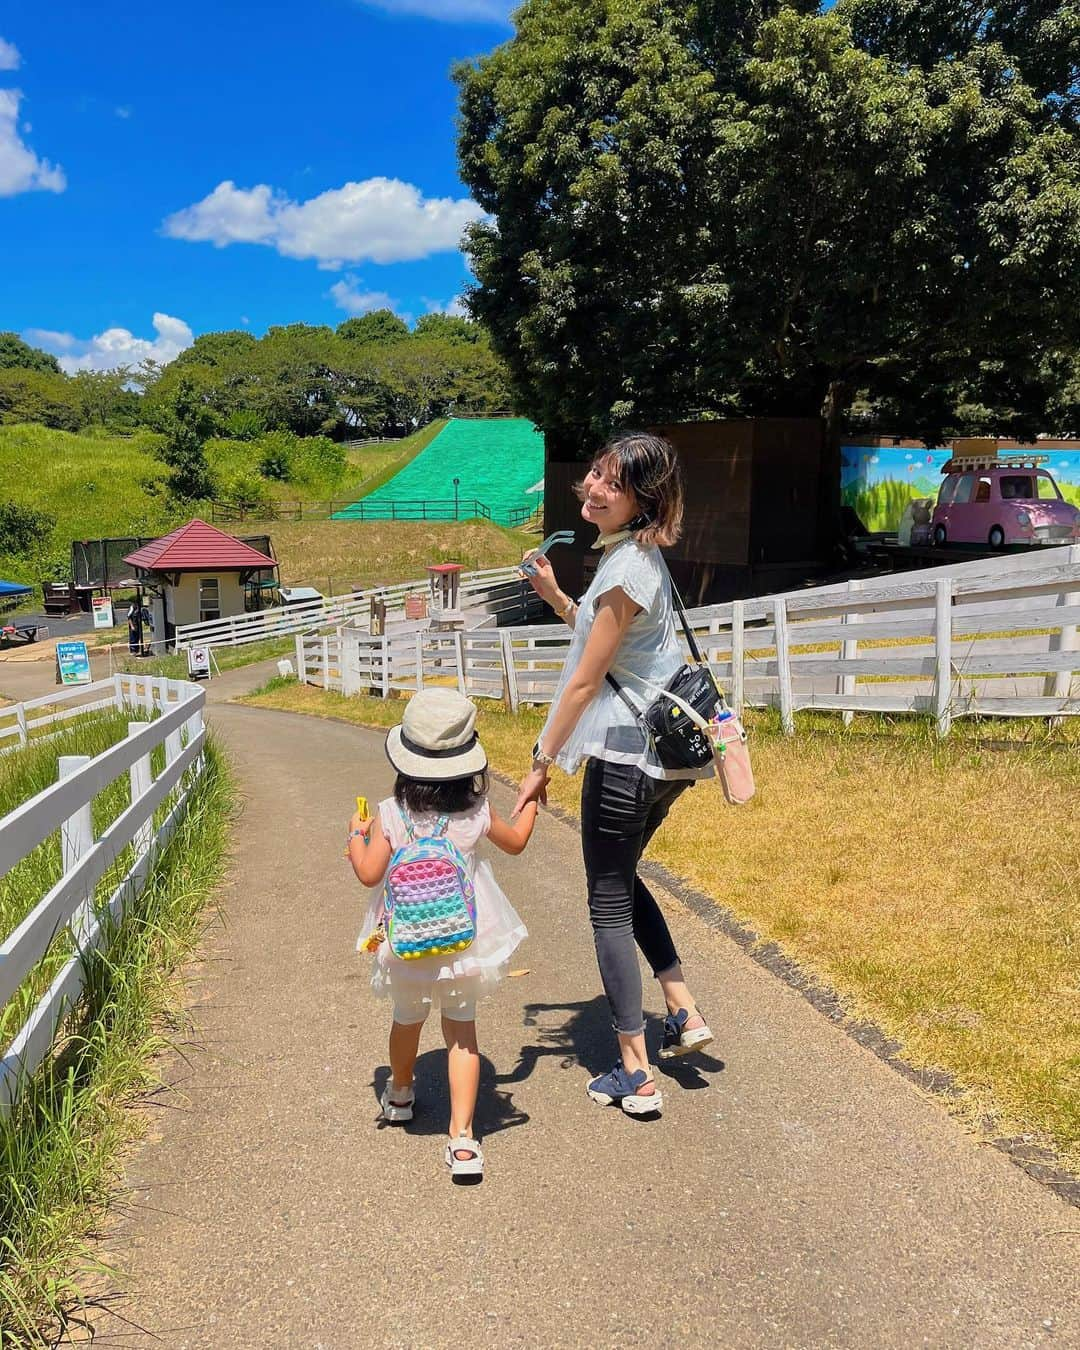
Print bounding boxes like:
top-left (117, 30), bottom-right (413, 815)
top-left (3, 661), bottom-right (1079, 1348)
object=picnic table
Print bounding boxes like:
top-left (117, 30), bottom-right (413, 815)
top-left (0, 622), bottom-right (43, 648)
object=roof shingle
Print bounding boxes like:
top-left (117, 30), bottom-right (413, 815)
top-left (123, 519), bottom-right (276, 572)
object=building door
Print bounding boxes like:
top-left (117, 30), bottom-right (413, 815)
top-left (199, 577), bottom-right (221, 622)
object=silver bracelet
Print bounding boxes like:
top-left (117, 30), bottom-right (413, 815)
top-left (531, 739), bottom-right (555, 768)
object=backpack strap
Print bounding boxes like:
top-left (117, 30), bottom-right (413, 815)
top-left (398, 803), bottom-right (416, 842)
top-left (433, 815), bottom-right (450, 838)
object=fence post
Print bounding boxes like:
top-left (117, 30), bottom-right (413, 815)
top-left (295, 633), bottom-right (307, 684)
top-left (501, 631), bottom-right (520, 713)
top-left (164, 684), bottom-right (184, 782)
top-left (59, 755), bottom-right (93, 942)
top-left (934, 577), bottom-right (953, 739)
top-left (773, 598), bottom-right (794, 735)
top-left (731, 600), bottom-right (745, 718)
top-left (321, 636), bottom-right (330, 690)
top-left (381, 635), bottom-right (391, 698)
top-left (128, 722), bottom-right (154, 861)
top-left (454, 632), bottom-right (467, 695)
top-left (415, 632), bottom-right (425, 690)
top-left (1044, 543), bottom-right (1079, 723)
top-left (14, 703), bottom-right (27, 749)
top-left (838, 579), bottom-right (863, 727)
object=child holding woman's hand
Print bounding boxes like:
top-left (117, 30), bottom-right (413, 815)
top-left (347, 688), bottom-right (537, 1182)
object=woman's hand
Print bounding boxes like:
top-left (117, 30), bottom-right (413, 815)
top-left (519, 551), bottom-right (561, 608)
top-left (513, 766), bottom-right (549, 818)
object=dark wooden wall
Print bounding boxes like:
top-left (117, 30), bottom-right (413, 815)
top-left (543, 418), bottom-right (828, 605)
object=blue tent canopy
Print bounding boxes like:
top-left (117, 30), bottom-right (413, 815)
top-left (0, 580), bottom-right (32, 597)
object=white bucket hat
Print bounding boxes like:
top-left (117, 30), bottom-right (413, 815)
top-left (385, 687), bottom-right (488, 782)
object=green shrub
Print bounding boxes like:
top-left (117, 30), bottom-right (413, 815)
top-left (223, 408), bottom-right (265, 441)
top-left (0, 501), bottom-right (55, 556)
top-left (255, 429), bottom-right (298, 481)
top-left (292, 435), bottom-right (346, 485)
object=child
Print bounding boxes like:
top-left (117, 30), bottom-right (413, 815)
top-left (346, 688), bottom-right (537, 1181)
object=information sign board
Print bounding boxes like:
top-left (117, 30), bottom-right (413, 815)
top-left (56, 640), bottom-right (92, 686)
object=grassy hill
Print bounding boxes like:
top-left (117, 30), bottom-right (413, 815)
top-left (0, 421), bottom-right (529, 592)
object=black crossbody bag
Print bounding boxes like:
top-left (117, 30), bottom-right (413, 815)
top-left (604, 563), bottom-right (723, 771)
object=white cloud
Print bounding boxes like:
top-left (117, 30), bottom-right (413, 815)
top-left (0, 89), bottom-right (65, 196)
top-left (26, 313), bottom-right (194, 374)
top-left (329, 277), bottom-right (397, 315)
top-left (115, 105), bottom-right (132, 119)
top-left (358, 0), bottom-right (511, 19)
top-left (162, 176), bottom-right (485, 266)
top-left (424, 295), bottom-right (468, 318)
top-left (0, 37), bottom-right (20, 70)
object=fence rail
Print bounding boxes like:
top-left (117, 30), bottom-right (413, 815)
top-left (211, 496), bottom-right (539, 527)
top-left (298, 545), bottom-right (1080, 735)
top-left (174, 564), bottom-right (537, 651)
top-left (0, 676), bottom-right (207, 1109)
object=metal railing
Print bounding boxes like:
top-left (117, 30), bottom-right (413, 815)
top-left (211, 496), bottom-right (536, 526)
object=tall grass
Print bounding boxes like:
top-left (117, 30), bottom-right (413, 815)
top-left (0, 716), bottom-right (233, 1342)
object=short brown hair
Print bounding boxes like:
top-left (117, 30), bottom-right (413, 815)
top-left (578, 431), bottom-right (684, 548)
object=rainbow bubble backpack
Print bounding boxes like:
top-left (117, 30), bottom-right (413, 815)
top-left (382, 808), bottom-right (477, 961)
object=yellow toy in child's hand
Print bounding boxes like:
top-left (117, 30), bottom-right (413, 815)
top-left (355, 795), bottom-right (369, 818)
top-left (361, 922), bottom-right (386, 953)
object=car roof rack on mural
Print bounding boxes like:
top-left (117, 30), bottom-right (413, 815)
top-left (941, 452), bottom-right (1051, 474)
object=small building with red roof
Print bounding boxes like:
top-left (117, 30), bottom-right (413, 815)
top-left (123, 519), bottom-right (278, 642)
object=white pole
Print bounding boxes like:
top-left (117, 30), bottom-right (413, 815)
top-left (59, 755), bottom-right (93, 942)
top-left (934, 577), bottom-right (953, 739)
top-left (838, 579), bottom-right (863, 727)
top-left (128, 722), bottom-right (155, 860)
top-left (774, 598), bottom-right (794, 735)
top-left (731, 600), bottom-right (745, 718)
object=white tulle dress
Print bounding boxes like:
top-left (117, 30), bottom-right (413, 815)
top-left (356, 797), bottom-right (527, 998)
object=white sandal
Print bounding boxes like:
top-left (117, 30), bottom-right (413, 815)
top-left (380, 1085), bottom-right (415, 1123)
top-left (445, 1135), bottom-right (484, 1180)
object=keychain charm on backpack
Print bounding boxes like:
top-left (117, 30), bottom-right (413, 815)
top-left (381, 808), bottom-right (477, 960)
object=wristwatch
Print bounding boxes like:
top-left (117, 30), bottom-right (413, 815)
top-left (531, 739), bottom-right (555, 768)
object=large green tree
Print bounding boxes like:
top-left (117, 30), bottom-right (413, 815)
top-left (455, 0), bottom-right (1080, 452)
top-left (0, 332), bottom-right (61, 375)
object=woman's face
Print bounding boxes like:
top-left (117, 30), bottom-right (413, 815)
top-left (580, 457), bottom-right (640, 533)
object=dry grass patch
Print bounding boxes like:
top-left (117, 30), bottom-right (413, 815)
top-left (268, 518), bottom-right (534, 590)
top-left (241, 679), bottom-right (1080, 1171)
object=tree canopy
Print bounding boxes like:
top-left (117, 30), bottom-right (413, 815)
top-left (0, 314), bottom-right (509, 439)
top-left (455, 0), bottom-right (1080, 444)
top-left (0, 332), bottom-right (61, 375)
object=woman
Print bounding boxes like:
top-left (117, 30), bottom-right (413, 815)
top-left (514, 431), bottom-right (714, 1117)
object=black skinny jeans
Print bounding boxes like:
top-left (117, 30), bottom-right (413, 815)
top-left (581, 758), bottom-right (692, 1036)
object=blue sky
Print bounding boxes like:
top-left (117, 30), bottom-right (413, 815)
top-left (1, 0), bottom-right (516, 372)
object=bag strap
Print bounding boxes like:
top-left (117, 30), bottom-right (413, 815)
top-left (398, 803), bottom-right (415, 842)
top-left (604, 549), bottom-right (705, 713)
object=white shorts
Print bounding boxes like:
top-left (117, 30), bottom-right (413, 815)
top-left (391, 976), bottom-right (480, 1026)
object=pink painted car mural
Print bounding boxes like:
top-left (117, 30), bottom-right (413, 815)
top-left (931, 453), bottom-right (1080, 549)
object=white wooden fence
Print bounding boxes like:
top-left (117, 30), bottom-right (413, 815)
top-left (0, 675), bottom-right (207, 1108)
top-left (173, 564), bottom-right (538, 651)
top-left (298, 546), bottom-right (1080, 736)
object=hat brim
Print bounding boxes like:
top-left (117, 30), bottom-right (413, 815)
top-left (384, 724), bottom-right (488, 782)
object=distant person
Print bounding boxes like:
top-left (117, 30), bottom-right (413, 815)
top-left (515, 431), bottom-right (714, 1120)
top-left (347, 688), bottom-right (537, 1182)
top-left (126, 597), bottom-right (152, 656)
